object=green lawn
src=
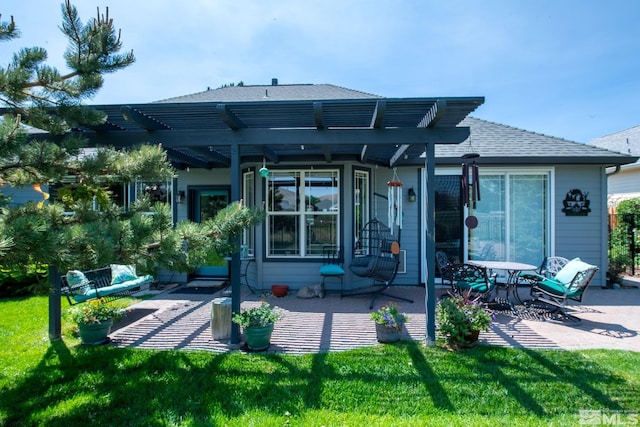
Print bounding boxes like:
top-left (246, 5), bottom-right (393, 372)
top-left (1, 295), bottom-right (639, 426)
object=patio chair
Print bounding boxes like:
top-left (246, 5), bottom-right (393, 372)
top-left (441, 263), bottom-right (497, 301)
top-left (436, 251), bottom-right (453, 285)
top-left (522, 258), bottom-right (598, 323)
top-left (537, 256), bottom-right (570, 278)
top-left (320, 245), bottom-right (345, 295)
top-left (347, 218), bottom-right (413, 309)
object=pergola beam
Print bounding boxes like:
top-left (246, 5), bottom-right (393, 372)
top-left (217, 104), bottom-right (246, 130)
top-left (165, 148), bottom-right (211, 169)
top-left (313, 102), bottom-right (325, 129)
top-left (370, 100), bottom-right (386, 128)
top-left (86, 127), bottom-right (471, 148)
top-left (419, 99), bottom-right (447, 128)
top-left (121, 106), bottom-right (171, 130)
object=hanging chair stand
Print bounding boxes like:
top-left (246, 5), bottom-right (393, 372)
top-left (346, 217), bottom-right (414, 309)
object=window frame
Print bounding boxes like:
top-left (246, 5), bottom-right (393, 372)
top-left (264, 167), bottom-right (341, 259)
top-left (467, 167), bottom-right (554, 265)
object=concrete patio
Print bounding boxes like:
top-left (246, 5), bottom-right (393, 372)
top-left (108, 280), bottom-right (640, 354)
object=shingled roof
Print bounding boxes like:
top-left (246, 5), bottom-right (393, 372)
top-left (588, 125), bottom-right (640, 161)
top-left (156, 82), bottom-right (382, 103)
top-left (435, 117), bottom-right (637, 166)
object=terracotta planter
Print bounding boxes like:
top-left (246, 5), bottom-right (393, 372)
top-left (271, 285), bottom-right (289, 297)
top-left (375, 323), bottom-right (402, 343)
top-left (244, 323), bottom-right (275, 351)
top-left (78, 318), bottom-right (113, 345)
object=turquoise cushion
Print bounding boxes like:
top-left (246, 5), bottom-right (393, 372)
top-left (554, 258), bottom-right (595, 284)
top-left (320, 265), bottom-right (345, 276)
top-left (457, 278), bottom-right (492, 293)
top-left (73, 275), bottom-right (153, 303)
top-left (111, 264), bottom-right (137, 285)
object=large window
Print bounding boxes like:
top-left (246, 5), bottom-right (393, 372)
top-left (468, 170), bottom-right (551, 265)
top-left (266, 169), bottom-right (339, 257)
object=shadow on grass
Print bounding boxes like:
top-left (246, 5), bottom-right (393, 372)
top-left (2, 340), bottom-right (638, 425)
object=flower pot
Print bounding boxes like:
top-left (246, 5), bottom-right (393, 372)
top-left (78, 318), bottom-right (113, 345)
top-left (453, 329), bottom-right (480, 349)
top-left (375, 323), bottom-right (402, 343)
top-left (271, 285), bottom-right (289, 297)
top-left (243, 323), bottom-right (275, 351)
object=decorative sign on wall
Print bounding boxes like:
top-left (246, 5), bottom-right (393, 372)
top-left (562, 189), bottom-right (591, 216)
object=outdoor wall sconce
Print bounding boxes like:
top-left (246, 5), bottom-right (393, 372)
top-left (407, 187), bottom-right (416, 202)
top-left (176, 190), bottom-right (185, 204)
top-left (259, 158), bottom-right (270, 179)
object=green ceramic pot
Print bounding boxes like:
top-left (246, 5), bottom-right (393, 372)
top-left (243, 323), bottom-right (275, 351)
top-left (78, 318), bottom-right (113, 345)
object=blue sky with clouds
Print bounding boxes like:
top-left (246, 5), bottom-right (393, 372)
top-left (3, 0), bottom-right (639, 143)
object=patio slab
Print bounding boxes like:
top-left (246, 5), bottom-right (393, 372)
top-left (109, 282), bottom-right (640, 354)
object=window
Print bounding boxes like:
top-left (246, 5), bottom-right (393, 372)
top-left (354, 169), bottom-right (370, 255)
top-left (468, 170), bottom-right (551, 265)
top-left (266, 169), bottom-right (339, 257)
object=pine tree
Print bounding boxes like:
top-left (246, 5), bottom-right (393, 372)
top-left (0, 3), bottom-right (263, 284)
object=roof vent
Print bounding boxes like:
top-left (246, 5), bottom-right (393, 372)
top-left (272, 78), bottom-right (278, 86)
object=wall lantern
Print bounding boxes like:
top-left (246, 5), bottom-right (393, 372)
top-left (176, 190), bottom-right (185, 204)
top-left (259, 158), bottom-right (270, 179)
top-left (407, 187), bottom-right (416, 202)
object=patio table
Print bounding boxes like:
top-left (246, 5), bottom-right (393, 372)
top-left (469, 260), bottom-right (537, 309)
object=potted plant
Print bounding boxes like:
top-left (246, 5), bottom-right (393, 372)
top-left (232, 301), bottom-right (283, 351)
top-left (436, 290), bottom-right (492, 349)
top-left (370, 302), bottom-right (409, 343)
top-left (68, 298), bottom-right (127, 345)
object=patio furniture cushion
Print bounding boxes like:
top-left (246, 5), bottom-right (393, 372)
top-left (320, 264), bottom-right (345, 275)
top-left (66, 270), bottom-right (91, 294)
top-left (111, 264), bottom-right (138, 285)
top-left (73, 274), bottom-right (154, 303)
top-left (554, 258), bottom-right (596, 284)
top-left (456, 277), bottom-right (495, 293)
top-left (62, 266), bottom-right (155, 305)
top-left (443, 263), bottom-right (497, 300)
top-left (534, 277), bottom-right (585, 298)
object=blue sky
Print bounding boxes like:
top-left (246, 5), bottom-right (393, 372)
top-left (3, 0), bottom-right (639, 143)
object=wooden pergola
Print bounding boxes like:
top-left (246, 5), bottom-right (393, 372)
top-left (67, 96), bottom-right (485, 344)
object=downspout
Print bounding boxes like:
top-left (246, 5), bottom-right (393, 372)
top-left (606, 165), bottom-right (621, 176)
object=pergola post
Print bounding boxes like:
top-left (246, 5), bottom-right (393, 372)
top-left (425, 142), bottom-right (436, 345)
top-left (48, 265), bottom-right (62, 340)
top-left (230, 143), bottom-right (242, 344)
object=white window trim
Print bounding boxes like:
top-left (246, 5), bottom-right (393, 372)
top-left (265, 169), bottom-right (340, 258)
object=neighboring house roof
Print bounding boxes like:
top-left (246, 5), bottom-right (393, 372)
top-left (588, 125), bottom-right (640, 168)
top-left (156, 81), bottom-right (382, 103)
top-left (435, 117), bottom-right (637, 166)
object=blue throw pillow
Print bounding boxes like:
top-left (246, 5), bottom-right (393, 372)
top-left (110, 264), bottom-right (137, 285)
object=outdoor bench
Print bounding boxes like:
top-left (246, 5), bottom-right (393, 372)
top-left (61, 265), bottom-right (154, 305)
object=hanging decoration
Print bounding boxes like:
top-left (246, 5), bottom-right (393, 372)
top-left (259, 157), bottom-right (270, 179)
top-left (387, 168), bottom-right (403, 233)
top-left (461, 148), bottom-right (480, 228)
top-left (461, 152), bottom-right (480, 208)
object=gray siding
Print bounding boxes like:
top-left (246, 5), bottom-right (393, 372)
top-left (554, 166), bottom-right (606, 286)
